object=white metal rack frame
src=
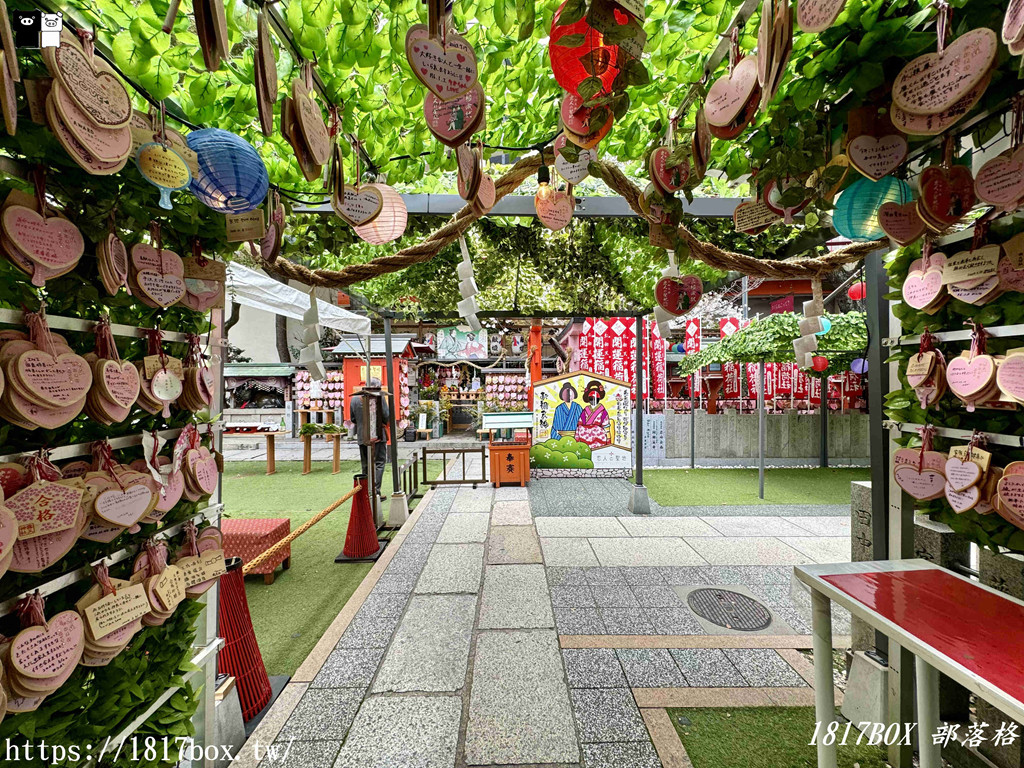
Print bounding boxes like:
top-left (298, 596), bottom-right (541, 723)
top-left (0, 300), bottom-right (225, 765)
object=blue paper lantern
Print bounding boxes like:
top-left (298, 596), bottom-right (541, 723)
top-left (832, 176), bottom-right (912, 241)
top-left (187, 128), bottom-right (269, 214)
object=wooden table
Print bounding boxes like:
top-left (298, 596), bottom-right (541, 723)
top-left (301, 433), bottom-right (343, 475)
top-left (223, 517), bottom-right (291, 585)
top-left (795, 559), bottom-right (1024, 768)
top-left (263, 431), bottom-right (287, 476)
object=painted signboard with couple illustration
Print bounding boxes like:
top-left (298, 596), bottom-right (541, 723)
top-left (531, 372), bottom-right (632, 470)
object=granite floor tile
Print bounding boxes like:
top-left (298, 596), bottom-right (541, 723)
top-left (356, 591), bottom-right (409, 617)
top-left (452, 488), bottom-right (494, 514)
top-left (697, 565), bottom-right (795, 585)
top-left (478, 564), bottom-right (554, 629)
top-left (618, 567), bottom-right (668, 585)
top-left (561, 648), bottom-right (627, 688)
top-left (783, 516), bottom-right (851, 537)
top-left (703, 516), bottom-right (815, 537)
top-left (554, 606), bottom-right (606, 634)
top-left (616, 517), bottom-right (720, 537)
top-left (670, 648), bottom-right (747, 687)
top-left (276, 688), bottom-right (363, 741)
top-left (494, 486), bottom-right (529, 501)
top-left (415, 543), bottom-right (484, 593)
top-left (371, 571), bottom-right (421, 593)
top-left (776, 536), bottom-right (851, 564)
top-left (310, 647), bottom-right (386, 689)
top-left (582, 741), bottom-right (662, 768)
top-left (333, 696), bottom-right (462, 768)
top-left (372, 594), bottom-right (477, 692)
top-left (535, 516), bottom-right (630, 538)
top-left (488, 525), bottom-right (543, 564)
top-left (591, 585), bottom-right (640, 608)
top-left (385, 543), bottom-right (432, 571)
top-left (598, 607), bottom-right (655, 635)
top-left (644, 607), bottom-right (705, 636)
top-left (658, 566), bottom-right (707, 585)
top-left (570, 688), bottom-right (648, 743)
top-left (583, 567), bottom-right (629, 585)
top-left (335, 610), bottom-right (404, 649)
top-left (436, 513), bottom-right (490, 543)
top-left (491, 500), bottom-right (533, 525)
top-left (257, 740), bottom-right (340, 768)
top-left (541, 537), bottom-right (599, 566)
top-left (632, 585), bottom-right (684, 608)
top-left (465, 630), bottom-right (579, 764)
top-left (590, 537), bottom-right (706, 567)
top-left (547, 566), bottom-right (588, 586)
top-left (725, 648), bottom-right (808, 687)
top-left (684, 537), bottom-right (812, 566)
top-left (550, 585), bottom-right (596, 608)
top-left (616, 648), bottom-right (687, 688)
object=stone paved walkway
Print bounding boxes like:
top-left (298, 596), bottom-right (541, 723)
top-left (239, 468), bottom-right (851, 768)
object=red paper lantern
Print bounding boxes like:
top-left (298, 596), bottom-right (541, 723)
top-left (847, 281), bottom-right (867, 301)
top-left (811, 356), bottom-right (829, 372)
top-left (549, 0), bottom-right (620, 97)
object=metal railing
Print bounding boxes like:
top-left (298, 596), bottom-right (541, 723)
top-left (421, 445), bottom-right (488, 488)
top-left (399, 453), bottom-right (425, 501)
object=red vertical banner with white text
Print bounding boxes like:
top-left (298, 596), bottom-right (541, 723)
top-left (648, 320), bottom-right (667, 400)
top-left (581, 318), bottom-right (666, 400)
top-left (721, 317), bottom-right (740, 401)
top-left (684, 318), bottom-right (701, 356)
top-left (776, 362), bottom-right (792, 395)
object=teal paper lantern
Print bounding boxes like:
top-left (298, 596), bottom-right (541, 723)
top-left (832, 176), bottom-right (912, 241)
top-left (187, 128), bottom-right (269, 214)
top-left (815, 317), bottom-right (832, 336)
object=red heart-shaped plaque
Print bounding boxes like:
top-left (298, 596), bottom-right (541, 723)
top-left (919, 165), bottom-right (976, 229)
top-left (649, 147), bottom-right (690, 194)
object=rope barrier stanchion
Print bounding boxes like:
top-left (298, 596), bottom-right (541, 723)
top-left (240, 486), bottom-right (359, 576)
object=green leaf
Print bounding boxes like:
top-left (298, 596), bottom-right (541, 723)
top-left (112, 29), bottom-right (151, 77)
top-left (557, 0), bottom-right (588, 26)
top-left (577, 76), bottom-right (603, 102)
top-left (557, 33), bottom-right (587, 47)
top-left (517, 0), bottom-right (535, 40)
top-left (188, 73), bottom-right (218, 108)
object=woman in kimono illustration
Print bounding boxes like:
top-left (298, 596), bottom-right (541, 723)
top-left (575, 380), bottom-right (610, 448)
top-left (551, 382), bottom-right (582, 439)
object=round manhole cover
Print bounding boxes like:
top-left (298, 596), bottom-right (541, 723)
top-left (686, 588), bottom-right (772, 631)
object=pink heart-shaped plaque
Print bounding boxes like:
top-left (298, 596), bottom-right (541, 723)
top-left (10, 611), bottom-right (84, 679)
top-left (893, 447), bottom-right (947, 472)
top-left (948, 274), bottom-right (1000, 305)
top-left (131, 244), bottom-right (184, 276)
top-left (847, 134), bottom-right (908, 181)
top-left (944, 457), bottom-right (982, 492)
top-left (2, 206), bottom-right (84, 272)
top-left (424, 84), bottom-right (483, 147)
top-left (997, 353), bottom-right (1024, 401)
top-left (879, 201), bottom-right (925, 246)
top-left (14, 350), bottom-right (92, 407)
top-left (998, 257), bottom-right (1024, 293)
top-left (894, 465), bottom-right (946, 500)
top-left (94, 481), bottom-right (155, 527)
top-left (705, 56), bottom-right (758, 127)
top-left (186, 448), bottom-right (219, 495)
top-left (901, 269), bottom-right (943, 310)
top-left (946, 354), bottom-right (995, 399)
top-left (0, 503), bottom-right (16, 559)
top-left (404, 26), bottom-right (478, 100)
top-left (892, 28), bottom-right (997, 115)
top-left (975, 148), bottom-right (1024, 210)
top-left (136, 270), bottom-right (186, 308)
top-left (997, 474), bottom-right (1024, 521)
top-left (97, 359), bottom-right (140, 409)
top-left (154, 470), bottom-right (185, 514)
top-left (945, 482), bottom-right (980, 513)
top-left (535, 191), bottom-right (574, 231)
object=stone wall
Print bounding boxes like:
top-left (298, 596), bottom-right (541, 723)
top-left (665, 409), bottom-right (869, 461)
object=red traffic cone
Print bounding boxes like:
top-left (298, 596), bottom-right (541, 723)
top-left (343, 475), bottom-right (380, 559)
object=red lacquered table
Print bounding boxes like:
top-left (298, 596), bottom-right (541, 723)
top-left (795, 560), bottom-right (1024, 768)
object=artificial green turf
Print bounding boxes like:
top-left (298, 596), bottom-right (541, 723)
top-left (640, 467), bottom-right (871, 506)
top-left (670, 707), bottom-right (889, 768)
top-left (223, 460), bottom-right (441, 676)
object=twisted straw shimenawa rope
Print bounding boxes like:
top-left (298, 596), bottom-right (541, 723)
top-left (265, 151), bottom-right (885, 289)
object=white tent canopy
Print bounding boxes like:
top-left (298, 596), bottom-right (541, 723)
top-left (226, 262), bottom-right (371, 337)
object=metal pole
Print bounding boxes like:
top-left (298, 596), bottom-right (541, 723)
top-left (635, 314), bottom-right (644, 487)
top-left (383, 316), bottom-right (401, 493)
top-left (741, 276), bottom-right (749, 321)
top-left (811, 590), bottom-right (838, 768)
top-left (820, 388), bottom-right (829, 468)
top-left (758, 360), bottom-right (765, 499)
top-left (689, 374), bottom-right (696, 469)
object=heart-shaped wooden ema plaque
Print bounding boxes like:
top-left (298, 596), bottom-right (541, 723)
top-left (136, 271), bottom-right (186, 308)
top-left (974, 147), bottom-right (1024, 210)
top-left (334, 186), bottom-right (384, 227)
top-left (649, 146), bottom-right (689, 194)
top-left (945, 482), bottom-right (980, 513)
top-left (10, 611), bottom-right (84, 679)
top-left (49, 41), bottom-right (132, 129)
top-left (405, 24), bottom-right (478, 100)
top-left (535, 190), bottom-right (574, 231)
top-left (560, 92), bottom-right (592, 136)
top-left (919, 165), bottom-right (976, 230)
top-left (847, 134), bottom-right (907, 181)
top-left (997, 352), bottom-right (1024, 402)
top-left (3, 206), bottom-right (84, 274)
top-left (945, 456), bottom-right (982, 492)
top-left (797, 0), bottom-right (848, 33)
top-left (14, 349), bottom-right (92, 407)
top-left (1004, 0), bottom-right (1024, 46)
top-left (892, 28), bottom-right (997, 116)
top-left (187, 447), bottom-right (220, 494)
top-left (997, 473), bottom-right (1024, 520)
top-left (878, 201), bottom-right (925, 246)
top-left (94, 481), bottom-right (155, 527)
top-left (554, 133), bottom-right (597, 185)
top-left (705, 57), bottom-right (759, 127)
top-left (0, 503), bottom-right (17, 559)
top-left (998, 257), bottom-right (1024, 293)
top-left (424, 84), bottom-right (484, 147)
top-left (946, 353), bottom-right (995, 400)
top-left (655, 276), bottom-right (703, 316)
top-left (948, 274), bottom-right (1000, 305)
top-left (891, 74), bottom-right (990, 137)
top-left (894, 465), bottom-right (946, 500)
top-left (893, 447), bottom-right (947, 472)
